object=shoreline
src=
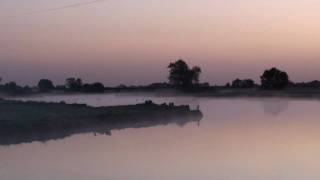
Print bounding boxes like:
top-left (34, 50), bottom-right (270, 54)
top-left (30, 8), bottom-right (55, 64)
top-left (0, 99), bottom-right (202, 145)
top-left (6, 87), bottom-right (320, 99)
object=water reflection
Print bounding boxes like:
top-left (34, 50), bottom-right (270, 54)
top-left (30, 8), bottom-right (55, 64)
top-left (0, 115), bottom-right (202, 146)
top-left (261, 98), bottom-right (290, 116)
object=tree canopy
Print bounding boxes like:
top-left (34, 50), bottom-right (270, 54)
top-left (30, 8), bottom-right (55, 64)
top-left (231, 79), bottom-right (255, 88)
top-left (82, 82), bottom-right (105, 93)
top-left (261, 67), bottom-right (289, 89)
top-left (168, 59), bottom-right (201, 88)
top-left (0, 81), bottom-right (32, 95)
top-left (65, 78), bottom-right (83, 91)
top-left (38, 79), bottom-right (54, 92)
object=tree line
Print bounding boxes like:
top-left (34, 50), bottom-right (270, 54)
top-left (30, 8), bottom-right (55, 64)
top-left (1, 59), bottom-right (317, 95)
top-left (0, 78), bottom-right (105, 95)
top-left (38, 78), bottom-right (105, 93)
top-left (167, 59), bottom-right (290, 90)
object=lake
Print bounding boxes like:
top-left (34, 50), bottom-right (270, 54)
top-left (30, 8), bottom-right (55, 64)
top-left (1, 93), bottom-right (320, 180)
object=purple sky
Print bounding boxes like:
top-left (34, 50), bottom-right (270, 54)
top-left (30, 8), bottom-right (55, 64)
top-left (1, 0), bottom-right (320, 86)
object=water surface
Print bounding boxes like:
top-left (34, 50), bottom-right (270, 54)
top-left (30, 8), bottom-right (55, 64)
top-left (2, 94), bottom-right (320, 180)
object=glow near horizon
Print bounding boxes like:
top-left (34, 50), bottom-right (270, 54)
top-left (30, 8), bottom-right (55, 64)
top-left (0, 0), bottom-right (320, 86)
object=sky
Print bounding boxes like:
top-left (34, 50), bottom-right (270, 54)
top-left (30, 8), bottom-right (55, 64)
top-left (1, 0), bottom-right (320, 86)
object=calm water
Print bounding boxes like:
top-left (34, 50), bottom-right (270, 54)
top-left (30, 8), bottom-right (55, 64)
top-left (2, 93), bottom-right (320, 180)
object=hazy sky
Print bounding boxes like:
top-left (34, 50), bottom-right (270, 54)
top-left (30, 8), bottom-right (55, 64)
top-left (1, 0), bottom-right (320, 86)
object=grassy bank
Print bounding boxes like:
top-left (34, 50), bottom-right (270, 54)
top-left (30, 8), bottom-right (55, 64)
top-left (0, 100), bottom-right (202, 145)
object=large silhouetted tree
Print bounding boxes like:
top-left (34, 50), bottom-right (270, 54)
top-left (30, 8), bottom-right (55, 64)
top-left (168, 59), bottom-right (201, 88)
top-left (261, 67), bottom-right (289, 89)
top-left (38, 79), bottom-right (54, 92)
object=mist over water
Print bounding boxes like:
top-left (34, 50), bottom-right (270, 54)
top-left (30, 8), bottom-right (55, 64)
top-left (2, 94), bottom-right (320, 179)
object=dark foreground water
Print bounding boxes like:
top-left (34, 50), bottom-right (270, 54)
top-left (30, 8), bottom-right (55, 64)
top-left (2, 93), bottom-right (320, 180)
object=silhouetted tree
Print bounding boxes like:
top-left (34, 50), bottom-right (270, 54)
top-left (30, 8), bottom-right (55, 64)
top-left (117, 84), bottom-right (127, 89)
top-left (4, 82), bottom-right (18, 90)
top-left (65, 78), bottom-right (82, 91)
top-left (0, 82), bottom-right (32, 95)
top-left (146, 82), bottom-right (172, 90)
top-left (232, 79), bottom-right (242, 88)
top-left (38, 79), bottom-right (54, 92)
top-left (191, 66), bottom-right (201, 84)
top-left (232, 79), bottom-right (255, 88)
top-left (82, 82), bottom-right (105, 93)
top-left (261, 67), bottom-right (289, 89)
top-left (290, 80), bottom-right (320, 88)
top-left (168, 59), bottom-right (202, 88)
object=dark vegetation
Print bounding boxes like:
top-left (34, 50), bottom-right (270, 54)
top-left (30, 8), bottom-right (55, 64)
top-left (38, 79), bottom-right (54, 92)
top-left (0, 99), bottom-right (202, 145)
top-left (1, 61), bottom-right (320, 144)
top-left (0, 59), bottom-right (320, 96)
top-left (0, 81), bottom-right (32, 95)
top-left (261, 67), bottom-right (289, 89)
top-left (288, 80), bottom-right (320, 88)
top-left (231, 79), bottom-right (256, 88)
top-left (167, 59), bottom-right (201, 89)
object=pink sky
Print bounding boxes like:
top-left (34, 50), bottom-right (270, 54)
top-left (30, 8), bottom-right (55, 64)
top-left (1, 0), bottom-right (320, 85)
